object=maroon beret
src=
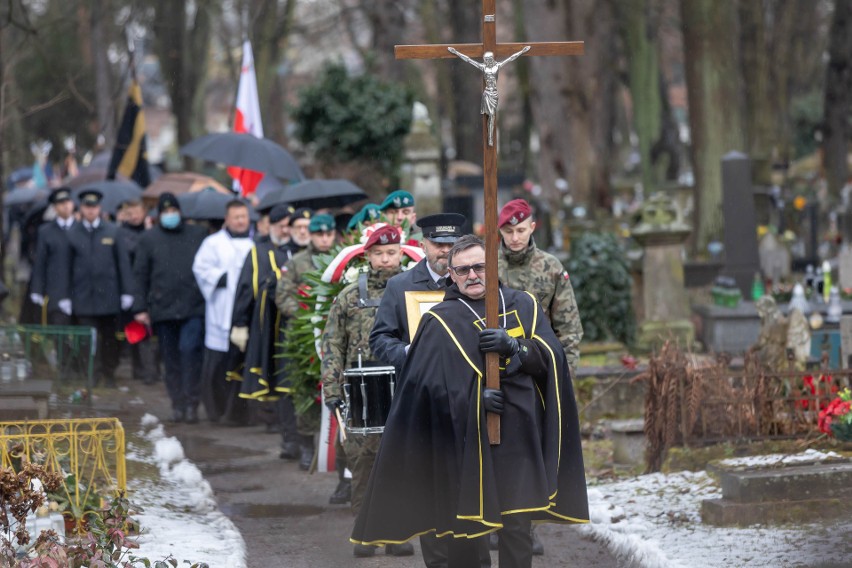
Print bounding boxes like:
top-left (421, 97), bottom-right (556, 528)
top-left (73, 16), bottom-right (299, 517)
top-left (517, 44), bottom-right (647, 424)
top-left (498, 199), bottom-right (533, 228)
top-left (364, 225), bottom-right (401, 250)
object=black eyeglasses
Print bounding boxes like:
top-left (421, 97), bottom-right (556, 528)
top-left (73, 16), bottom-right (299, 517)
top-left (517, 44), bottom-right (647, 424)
top-left (450, 263), bottom-right (486, 277)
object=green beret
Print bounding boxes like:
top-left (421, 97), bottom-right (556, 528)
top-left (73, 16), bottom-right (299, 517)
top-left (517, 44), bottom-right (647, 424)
top-left (379, 190), bottom-right (414, 211)
top-left (309, 213), bottom-right (335, 233)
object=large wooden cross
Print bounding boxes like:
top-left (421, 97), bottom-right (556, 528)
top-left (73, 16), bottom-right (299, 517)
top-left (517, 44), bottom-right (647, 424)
top-left (396, 0), bottom-right (583, 444)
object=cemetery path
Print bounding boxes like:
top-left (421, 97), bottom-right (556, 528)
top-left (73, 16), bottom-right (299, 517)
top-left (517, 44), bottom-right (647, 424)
top-left (79, 375), bottom-right (621, 568)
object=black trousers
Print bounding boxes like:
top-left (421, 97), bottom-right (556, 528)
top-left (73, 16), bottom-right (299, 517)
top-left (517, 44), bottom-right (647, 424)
top-left (497, 514), bottom-right (533, 568)
top-left (155, 318), bottom-right (203, 413)
top-left (421, 533), bottom-right (491, 568)
top-left (277, 395), bottom-right (300, 445)
top-left (201, 347), bottom-right (248, 423)
top-left (77, 315), bottom-right (119, 383)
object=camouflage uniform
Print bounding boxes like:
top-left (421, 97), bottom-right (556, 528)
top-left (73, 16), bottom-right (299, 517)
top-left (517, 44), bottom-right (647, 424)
top-left (275, 244), bottom-right (322, 438)
top-left (498, 240), bottom-right (583, 374)
top-left (274, 244), bottom-right (320, 318)
top-left (321, 267), bottom-right (400, 513)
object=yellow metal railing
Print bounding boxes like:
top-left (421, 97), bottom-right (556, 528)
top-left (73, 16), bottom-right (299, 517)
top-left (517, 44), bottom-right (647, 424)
top-left (0, 418), bottom-right (126, 531)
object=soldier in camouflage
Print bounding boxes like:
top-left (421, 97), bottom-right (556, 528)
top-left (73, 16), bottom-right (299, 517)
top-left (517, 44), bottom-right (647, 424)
top-left (497, 199), bottom-right (582, 374)
top-left (320, 224), bottom-right (413, 558)
top-left (274, 213), bottom-right (337, 470)
top-left (496, 199), bottom-right (583, 557)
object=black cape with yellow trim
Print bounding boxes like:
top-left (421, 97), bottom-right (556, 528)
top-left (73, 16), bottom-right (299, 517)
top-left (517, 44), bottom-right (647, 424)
top-left (234, 240), bottom-right (292, 400)
top-left (351, 283), bottom-right (589, 546)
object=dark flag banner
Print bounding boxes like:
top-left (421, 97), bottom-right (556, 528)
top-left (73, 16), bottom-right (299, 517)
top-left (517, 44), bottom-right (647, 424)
top-left (108, 80), bottom-right (151, 187)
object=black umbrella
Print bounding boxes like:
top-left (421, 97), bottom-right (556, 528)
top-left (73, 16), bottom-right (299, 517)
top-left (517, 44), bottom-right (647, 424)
top-left (73, 180), bottom-right (143, 215)
top-left (3, 187), bottom-right (49, 208)
top-left (177, 188), bottom-right (258, 221)
top-left (180, 133), bottom-right (305, 183)
top-left (268, 179), bottom-right (367, 210)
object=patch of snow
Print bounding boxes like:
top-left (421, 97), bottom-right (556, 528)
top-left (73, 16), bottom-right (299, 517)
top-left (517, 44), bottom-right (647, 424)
top-left (140, 413), bottom-right (159, 428)
top-left (126, 415), bottom-right (246, 567)
top-left (583, 465), bottom-right (851, 567)
top-left (717, 449), bottom-right (842, 469)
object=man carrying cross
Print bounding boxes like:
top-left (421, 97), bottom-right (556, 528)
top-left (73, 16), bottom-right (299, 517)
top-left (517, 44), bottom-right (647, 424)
top-left (351, 235), bottom-right (589, 568)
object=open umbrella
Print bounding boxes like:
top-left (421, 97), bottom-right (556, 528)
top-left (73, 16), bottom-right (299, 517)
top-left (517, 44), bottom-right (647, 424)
top-left (141, 172), bottom-right (232, 207)
top-left (180, 133), bottom-right (304, 183)
top-left (3, 187), bottom-right (49, 208)
top-left (272, 179), bottom-right (367, 210)
top-left (177, 188), bottom-right (257, 221)
top-left (73, 180), bottom-right (143, 215)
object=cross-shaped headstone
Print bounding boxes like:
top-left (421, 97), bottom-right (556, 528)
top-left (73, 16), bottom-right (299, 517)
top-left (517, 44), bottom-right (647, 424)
top-left (396, 0), bottom-right (584, 444)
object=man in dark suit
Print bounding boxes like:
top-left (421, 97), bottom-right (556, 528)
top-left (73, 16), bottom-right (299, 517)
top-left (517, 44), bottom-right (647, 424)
top-left (66, 189), bottom-right (135, 386)
top-left (369, 213), bottom-right (465, 371)
top-left (30, 187), bottom-right (75, 325)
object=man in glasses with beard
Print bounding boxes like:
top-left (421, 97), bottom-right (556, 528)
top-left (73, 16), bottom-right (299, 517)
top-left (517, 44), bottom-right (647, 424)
top-left (353, 235), bottom-right (589, 568)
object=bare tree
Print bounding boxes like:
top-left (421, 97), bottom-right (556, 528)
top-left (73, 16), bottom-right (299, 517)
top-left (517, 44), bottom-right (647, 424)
top-left (151, 1), bottom-right (215, 162)
top-left (822, 0), bottom-right (852, 196)
top-left (522, 0), bottom-right (618, 215)
top-left (89, 0), bottom-right (116, 145)
top-left (681, 0), bottom-right (746, 251)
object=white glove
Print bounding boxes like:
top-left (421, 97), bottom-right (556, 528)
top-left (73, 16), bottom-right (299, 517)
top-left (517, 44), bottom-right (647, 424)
top-left (30, 293), bottom-right (44, 306)
top-left (121, 294), bottom-right (134, 311)
top-left (58, 299), bottom-right (72, 316)
top-left (230, 326), bottom-right (249, 352)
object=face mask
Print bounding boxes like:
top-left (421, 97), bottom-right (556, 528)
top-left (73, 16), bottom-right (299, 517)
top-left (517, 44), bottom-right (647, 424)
top-left (160, 212), bottom-right (181, 229)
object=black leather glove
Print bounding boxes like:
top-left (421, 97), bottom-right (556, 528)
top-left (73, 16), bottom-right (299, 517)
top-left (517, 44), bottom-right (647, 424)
top-left (325, 398), bottom-right (343, 414)
top-left (479, 328), bottom-right (519, 357)
top-left (216, 273), bottom-right (228, 289)
top-left (482, 388), bottom-right (504, 415)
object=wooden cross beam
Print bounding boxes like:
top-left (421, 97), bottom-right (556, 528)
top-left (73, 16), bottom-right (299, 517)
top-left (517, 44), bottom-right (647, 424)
top-left (396, 0), bottom-right (583, 445)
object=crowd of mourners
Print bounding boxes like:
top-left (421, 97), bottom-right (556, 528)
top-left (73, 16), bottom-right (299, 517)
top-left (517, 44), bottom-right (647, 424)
top-left (21, 185), bottom-right (589, 568)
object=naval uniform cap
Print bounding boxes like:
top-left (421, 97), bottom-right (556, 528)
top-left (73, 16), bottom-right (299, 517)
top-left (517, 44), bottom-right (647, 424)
top-left (379, 190), bottom-right (415, 211)
top-left (416, 212), bottom-right (466, 243)
top-left (78, 188), bottom-right (104, 206)
top-left (269, 203), bottom-right (296, 224)
top-left (49, 187), bottom-right (73, 204)
top-left (290, 207), bottom-right (314, 225)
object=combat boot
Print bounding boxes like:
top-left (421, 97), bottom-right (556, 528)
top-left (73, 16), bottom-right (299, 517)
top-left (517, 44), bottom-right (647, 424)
top-left (185, 407), bottom-right (199, 424)
top-left (279, 441), bottom-right (300, 460)
top-left (328, 479), bottom-right (351, 504)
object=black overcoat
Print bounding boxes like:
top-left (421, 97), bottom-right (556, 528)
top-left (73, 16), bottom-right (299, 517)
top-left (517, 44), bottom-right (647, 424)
top-left (30, 220), bottom-right (73, 312)
top-left (67, 221), bottom-right (134, 317)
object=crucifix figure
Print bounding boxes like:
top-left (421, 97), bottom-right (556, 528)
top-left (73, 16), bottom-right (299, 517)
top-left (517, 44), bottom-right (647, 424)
top-left (396, 0), bottom-right (583, 444)
top-left (447, 45), bottom-right (530, 146)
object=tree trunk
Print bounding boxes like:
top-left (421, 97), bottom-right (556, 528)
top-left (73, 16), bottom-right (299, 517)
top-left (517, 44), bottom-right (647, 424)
top-left (738, 0), bottom-right (773, 164)
top-left (681, 0), bottom-right (746, 252)
top-left (153, 2), bottom-right (212, 168)
top-left (447, 0), bottom-right (484, 166)
top-left (822, 0), bottom-right (852, 197)
top-left (252, 0), bottom-right (297, 145)
top-left (90, 0), bottom-right (115, 145)
top-left (615, 0), bottom-right (663, 194)
top-left (523, 0), bottom-right (617, 216)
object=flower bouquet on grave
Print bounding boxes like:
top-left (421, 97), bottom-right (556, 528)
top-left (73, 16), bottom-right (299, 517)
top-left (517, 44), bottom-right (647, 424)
top-left (818, 388), bottom-right (852, 441)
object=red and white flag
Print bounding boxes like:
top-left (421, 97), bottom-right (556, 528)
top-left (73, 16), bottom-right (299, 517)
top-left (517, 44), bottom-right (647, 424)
top-left (229, 40), bottom-right (264, 196)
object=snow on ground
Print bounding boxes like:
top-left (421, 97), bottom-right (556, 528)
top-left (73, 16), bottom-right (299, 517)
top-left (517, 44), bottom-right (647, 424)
top-left (582, 451), bottom-right (851, 568)
top-left (126, 414), bottom-right (246, 568)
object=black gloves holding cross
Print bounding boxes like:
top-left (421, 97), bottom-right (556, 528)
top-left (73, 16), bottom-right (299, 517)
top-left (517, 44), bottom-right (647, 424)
top-left (478, 328), bottom-right (520, 415)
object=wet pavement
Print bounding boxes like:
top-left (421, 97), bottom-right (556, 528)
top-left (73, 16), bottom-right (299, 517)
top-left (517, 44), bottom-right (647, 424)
top-left (63, 373), bottom-right (621, 567)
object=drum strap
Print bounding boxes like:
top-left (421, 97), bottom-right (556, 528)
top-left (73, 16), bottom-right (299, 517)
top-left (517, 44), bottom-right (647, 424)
top-left (358, 272), bottom-right (381, 308)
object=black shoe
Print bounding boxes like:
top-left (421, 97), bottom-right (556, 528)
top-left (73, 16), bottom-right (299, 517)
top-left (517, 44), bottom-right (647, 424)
top-left (489, 532), bottom-right (498, 550)
top-left (328, 479), bottom-right (351, 505)
top-left (385, 542), bottom-right (414, 556)
top-left (279, 441), bottom-right (300, 460)
top-left (299, 446), bottom-right (314, 471)
top-left (185, 407), bottom-right (199, 424)
top-left (531, 526), bottom-right (544, 556)
top-left (353, 544), bottom-right (376, 558)
top-left (169, 409), bottom-right (185, 423)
